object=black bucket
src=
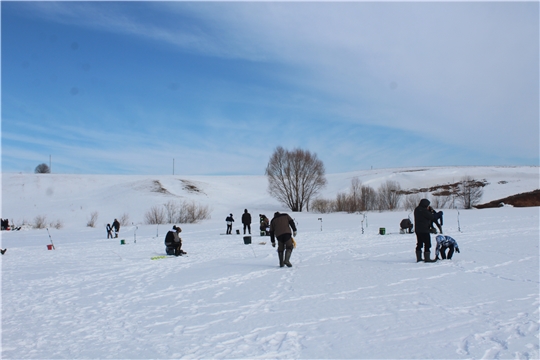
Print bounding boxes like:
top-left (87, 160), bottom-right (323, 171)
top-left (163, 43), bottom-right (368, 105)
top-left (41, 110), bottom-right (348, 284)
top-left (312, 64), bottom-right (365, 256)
top-left (379, 228), bottom-right (386, 235)
top-left (243, 236), bottom-right (252, 245)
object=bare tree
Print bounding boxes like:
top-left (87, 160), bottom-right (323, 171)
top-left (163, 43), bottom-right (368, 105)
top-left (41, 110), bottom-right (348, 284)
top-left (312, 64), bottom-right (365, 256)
top-left (334, 192), bottom-right (349, 212)
top-left (403, 194), bottom-right (422, 212)
top-left (265, 146), bottom-right (327, 212)
top-left (164, 200), bottom-right (179, 223)
top-left (456, 176), bottom-right (484, 209)
top-left (35, 163), bottom-right (50, 174)
top-left (176, 201), bottom-right (211, 224)
top-left (145, 205), bottom-right (166, 224)
top-left (360, 185), bottom-right (377, 211)
top-left (346, 176), bottom-right (362, 213)
top-left (430, 194), bottom-right (453, 209)
top-left (311, 198), bottom-right (335, 213)
top-left (377, 180), bottom-right (403, 211)
top-left (119, 213), bottom-right (130, 227)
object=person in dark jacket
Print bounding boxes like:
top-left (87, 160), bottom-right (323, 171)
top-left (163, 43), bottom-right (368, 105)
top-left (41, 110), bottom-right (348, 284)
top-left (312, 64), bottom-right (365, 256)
top-left (430, 208), bottom-right (443, 234)
top-left (259, 214), bottom-right (270, 235)
top-left (164, 225), bottom-right (186, 256)
top-left (112, 219), bottom-right (120, 238)
top-left (414, 199), bottom-right (435, 262)
top-left (241, 209), bottom-right (252, 235)
top-left (269, 212), bottom-right (297, 268)
top-left (226, 214), bottom-right (234, 234)
top-left (400, 218), bottom-right (414, 233)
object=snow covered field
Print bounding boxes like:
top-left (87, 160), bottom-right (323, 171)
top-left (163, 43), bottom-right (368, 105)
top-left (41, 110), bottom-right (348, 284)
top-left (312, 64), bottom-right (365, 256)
top-left (1, 166), bottom-right (539, 359)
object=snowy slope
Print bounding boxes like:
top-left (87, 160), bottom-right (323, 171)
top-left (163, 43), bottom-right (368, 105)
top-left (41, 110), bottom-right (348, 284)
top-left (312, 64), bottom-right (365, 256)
top-left (2, 166), bottom-right (538, 230)
top-left (1, 166), bottom-right (539, 359)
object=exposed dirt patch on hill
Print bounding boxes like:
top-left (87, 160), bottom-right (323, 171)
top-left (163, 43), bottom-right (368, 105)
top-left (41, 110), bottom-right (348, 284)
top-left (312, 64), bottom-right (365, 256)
top-left (475, 189), bottom-right (540, 208)
top-left (151, 180), bottom-right (171, 195)
top-left (180, 180), bottom-right (205, 195)
top-left (399, 180), bottom-right (489, 196)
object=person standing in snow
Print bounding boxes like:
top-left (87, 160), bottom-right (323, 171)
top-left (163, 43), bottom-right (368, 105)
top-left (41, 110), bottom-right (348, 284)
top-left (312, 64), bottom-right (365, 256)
top-left (435, 235), bottom-right (460, 260)
top-left (269, 212), bottom-right (297, 268)
top-left (241, 209), bottom-right (252, 235)
top-left (112, 219), bottom-right (120, 238)
top-left (225, 214), bottom-right (234, 234)
top-left (430, 207), bottom-right (443, 234)
top-left (414, 199), bottom-right (435, 262)
top-left (106, 223), bottom-right (114, 239)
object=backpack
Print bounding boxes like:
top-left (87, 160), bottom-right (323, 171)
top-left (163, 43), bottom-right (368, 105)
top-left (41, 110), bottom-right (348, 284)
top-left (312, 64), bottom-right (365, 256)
top-left (164, 231), bottom-right (175, 246)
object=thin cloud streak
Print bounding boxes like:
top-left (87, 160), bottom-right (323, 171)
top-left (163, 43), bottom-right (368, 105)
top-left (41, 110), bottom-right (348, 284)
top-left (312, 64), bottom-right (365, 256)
top-left (2, 2), bottom-right (537, 175)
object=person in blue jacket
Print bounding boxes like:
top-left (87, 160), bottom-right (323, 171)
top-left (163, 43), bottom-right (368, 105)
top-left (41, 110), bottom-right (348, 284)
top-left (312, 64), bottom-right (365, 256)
top-left (435, 235), bottom-right (460, 260)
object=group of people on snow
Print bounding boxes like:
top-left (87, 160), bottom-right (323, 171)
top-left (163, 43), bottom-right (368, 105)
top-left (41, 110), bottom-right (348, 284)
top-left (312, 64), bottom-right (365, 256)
top-left (413, 199), bottom-right (459, 262)
top-left (106, 219), bottom-right (121, 239)
top-left (158, 198), bottom-right (457, 267)
top-left (1, 218), bottom-right (20, 231)
top-left (224, 209), bottom-right (253, 235)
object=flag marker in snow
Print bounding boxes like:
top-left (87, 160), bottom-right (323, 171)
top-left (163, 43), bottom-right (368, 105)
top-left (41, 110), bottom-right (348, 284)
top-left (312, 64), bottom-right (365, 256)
top-left (46, 228), bottom-right (56, 250)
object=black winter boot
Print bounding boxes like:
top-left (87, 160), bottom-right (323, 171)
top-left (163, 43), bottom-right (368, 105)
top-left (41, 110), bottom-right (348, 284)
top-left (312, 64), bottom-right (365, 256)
top-left (278, 252), bottom-right (284, 267)
top-left (284, 250), bottom-right (293, 267)
top-left (416, 250), bottom-right (423, 262)
top-left (424, 251), bottom-right (436, 263)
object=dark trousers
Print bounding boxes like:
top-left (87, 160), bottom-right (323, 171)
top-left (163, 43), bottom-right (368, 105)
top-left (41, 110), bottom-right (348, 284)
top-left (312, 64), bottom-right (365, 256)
top-left (415, 232), bottom-right (431, 252)
top-left (226, 224), bottom-right (232, 234)
top-left (243, 224), bottom-right (251, 234)
top-left (276, 233), bottom-right (294, 253)
top-left (166, 243), bottom-right (182, 256)
top-left (440, 245), bottom-right (455, 259)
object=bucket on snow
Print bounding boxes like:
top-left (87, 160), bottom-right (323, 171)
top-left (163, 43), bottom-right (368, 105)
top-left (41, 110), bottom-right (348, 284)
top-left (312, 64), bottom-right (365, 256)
top-left (379, 228), bottom-right (386, 235)
top-left (120, 239), bottom-right (126, 245)
top-left (260, 231), bottom-right (266, 236)
top-left (243, 236), bottom-right (252, 245)
top-left (47, 244), bottom-right (53, 250)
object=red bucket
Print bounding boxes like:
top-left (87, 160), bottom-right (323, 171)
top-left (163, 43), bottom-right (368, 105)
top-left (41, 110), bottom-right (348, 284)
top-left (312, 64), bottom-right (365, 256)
top-left (47, 244), bottom-right (53, 250)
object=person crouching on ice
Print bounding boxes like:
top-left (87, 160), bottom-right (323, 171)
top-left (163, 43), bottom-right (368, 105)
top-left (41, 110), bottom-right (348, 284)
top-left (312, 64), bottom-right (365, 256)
top-left (435, 235), bottom-right (460, 260)
top-left (269, 212), bottom-right (297, 268)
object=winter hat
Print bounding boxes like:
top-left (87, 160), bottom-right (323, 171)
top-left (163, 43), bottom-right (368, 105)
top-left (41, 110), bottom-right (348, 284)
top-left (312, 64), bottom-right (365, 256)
top-left (436, 235), bottom-right (444, 242)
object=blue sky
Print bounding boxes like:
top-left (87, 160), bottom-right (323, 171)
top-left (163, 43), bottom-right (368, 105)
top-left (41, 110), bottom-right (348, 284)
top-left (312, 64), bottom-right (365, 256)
top-left (2, 1), bottom-right (538, 175)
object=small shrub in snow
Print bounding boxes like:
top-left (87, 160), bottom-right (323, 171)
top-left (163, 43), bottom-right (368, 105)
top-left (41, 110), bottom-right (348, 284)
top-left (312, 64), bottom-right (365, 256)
top-left (87, 211), bottom-right (99, 227)
top-left (176, 201), bottom-right (211, 224)
top-left (311, 198), bottom-right (335, 213)
top-left (145, 206), bottom-right (166, 225)
top-left (34, 215), bottom-right (47, 229)
top-left (119, 213), bottom-right (130, 227)
top-left (50, 220), bottom-right (63, 229)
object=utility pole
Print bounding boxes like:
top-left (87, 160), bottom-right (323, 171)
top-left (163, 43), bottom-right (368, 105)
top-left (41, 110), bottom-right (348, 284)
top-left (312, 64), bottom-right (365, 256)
top-left (49, 155), bottom-right (52, 173)
top-left (173, 158), bottom-right (175, 175)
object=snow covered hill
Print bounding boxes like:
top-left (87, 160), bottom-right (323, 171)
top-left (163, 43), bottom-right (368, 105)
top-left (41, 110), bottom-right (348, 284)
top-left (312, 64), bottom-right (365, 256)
top-left (2, 166), bottom-right (538, 230)
top-left (1, 166), bottom-right (538, 359)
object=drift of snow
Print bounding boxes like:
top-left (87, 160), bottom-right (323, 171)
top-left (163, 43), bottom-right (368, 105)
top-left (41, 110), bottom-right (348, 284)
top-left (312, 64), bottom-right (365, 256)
top-left (1, 166), bottom-right (539, 359)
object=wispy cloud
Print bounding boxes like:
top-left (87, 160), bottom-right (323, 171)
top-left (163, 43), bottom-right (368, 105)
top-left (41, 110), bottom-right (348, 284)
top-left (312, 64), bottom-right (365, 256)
top-left (2, 2), bottom-right (538, 175)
